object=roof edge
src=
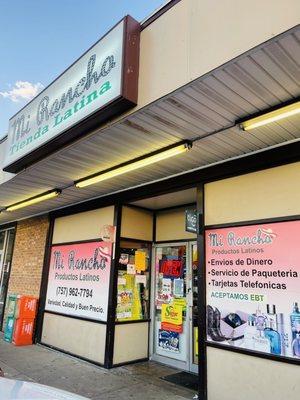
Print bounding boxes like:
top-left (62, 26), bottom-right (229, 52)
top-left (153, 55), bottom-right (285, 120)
top-left (141, 0), bottom-right (182, 30)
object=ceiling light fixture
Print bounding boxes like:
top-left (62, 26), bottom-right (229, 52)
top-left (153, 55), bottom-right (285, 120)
top-left (6, 189), bottom-right (61, 212)
top-left (240, 101), bottom-right (300, 131)
top-left (75, 141), bottom-right (192, 188)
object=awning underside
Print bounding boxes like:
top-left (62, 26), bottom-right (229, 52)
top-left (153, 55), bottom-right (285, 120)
top-left (0, 26), bottom-right (299, 224)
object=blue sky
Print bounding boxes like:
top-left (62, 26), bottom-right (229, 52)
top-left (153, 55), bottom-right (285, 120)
top-left (0, 0), bottom-right (165, 138)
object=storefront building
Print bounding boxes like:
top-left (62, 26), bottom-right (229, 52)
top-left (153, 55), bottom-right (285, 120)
top-left (0, 1), bottom-right (299, 399)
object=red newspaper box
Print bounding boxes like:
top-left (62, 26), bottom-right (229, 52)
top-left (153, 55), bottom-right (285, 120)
top-left (13, 318), bottom-right (35, 346)
top-left (16, 296), bottom-right (38, 319)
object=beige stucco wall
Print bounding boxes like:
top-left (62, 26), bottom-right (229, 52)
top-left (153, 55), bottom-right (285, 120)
top-left (207, 347), bottom-right (299, 400)
top-left (188, 0), bottom-right (300, 83)
top-left (205, 162), bottom-right (300, 225)
top-left (115, 0), bottom-right (300, 120)
top-left (42, 313), bottom-right (106, 364)
top-left (121, 206), bottom-right (153, 241)
top-left (156, 207), bottom-right (197, 241)
top-left (113, 322), bottom-right (149, 364)
top-left (205, 161), bottom-right (300, 400)
top-left (52, 206), bottom-right (115, 244)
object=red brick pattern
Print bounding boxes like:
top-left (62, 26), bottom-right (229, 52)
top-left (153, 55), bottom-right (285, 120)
top-left (6, 215), bottom-right (49, 300)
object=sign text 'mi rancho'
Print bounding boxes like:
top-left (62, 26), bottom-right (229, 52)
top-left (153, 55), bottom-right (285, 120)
top-left (3, 17), bottom-right (140, 172)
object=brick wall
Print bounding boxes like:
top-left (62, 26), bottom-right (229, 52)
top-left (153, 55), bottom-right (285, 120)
top-left (6, 215), bottom-right (49, 303)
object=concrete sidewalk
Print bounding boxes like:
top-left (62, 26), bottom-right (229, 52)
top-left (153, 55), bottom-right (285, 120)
top-left (0, 336), bottom-right (196, 399)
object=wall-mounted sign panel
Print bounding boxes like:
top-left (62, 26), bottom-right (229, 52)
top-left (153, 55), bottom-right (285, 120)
top-left (4, 16), bottom-right (140, 173)
top-left (45, 241), bottom-right (112, 321)
top-left (185, 208), bottom-right (197, 233)
top-left (206, 221), bottom-right (300, 360)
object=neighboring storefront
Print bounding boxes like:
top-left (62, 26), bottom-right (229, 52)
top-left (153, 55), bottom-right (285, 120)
top-left (0, 225), bottom-right (16, 330)
top-left (0, 1), bottom-right (299, 400)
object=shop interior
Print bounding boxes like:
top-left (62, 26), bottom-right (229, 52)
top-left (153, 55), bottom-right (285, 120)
top-left (115, 187), bottom-right (199, 373)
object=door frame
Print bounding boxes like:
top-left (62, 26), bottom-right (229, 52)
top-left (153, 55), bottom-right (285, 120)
top-left (149, 241), bottom-right (193, 371)
top-left (188, 241), bottom-right (198, 374)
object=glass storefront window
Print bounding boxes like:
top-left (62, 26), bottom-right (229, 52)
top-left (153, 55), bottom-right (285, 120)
top-left (0, 231), bottom-right (5, 251)
top-left (0, 229), bottom-right (15, 328)
top-left (116, 240), bottom-right (151, 321)
top-left (192, 243), bottom-right (198, 365)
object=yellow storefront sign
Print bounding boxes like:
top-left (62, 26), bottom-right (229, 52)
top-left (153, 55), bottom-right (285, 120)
top-left (161, 304), bottom-right (183, 325)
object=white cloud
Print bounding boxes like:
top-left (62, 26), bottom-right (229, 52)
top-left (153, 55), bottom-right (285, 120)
top-left (0, 81), bottom-right (44, 102)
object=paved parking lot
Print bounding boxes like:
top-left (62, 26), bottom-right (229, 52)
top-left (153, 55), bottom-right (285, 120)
top-left (0, 336), bottom-right (196, 399)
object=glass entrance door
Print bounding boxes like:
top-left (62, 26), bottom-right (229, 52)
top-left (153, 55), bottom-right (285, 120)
top-left (151, 242), bottom-right (199, 372)
top-left (151, 243), bottom-right (191, 370)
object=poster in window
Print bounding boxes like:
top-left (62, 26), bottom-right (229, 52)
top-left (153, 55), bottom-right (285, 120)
top-left (45, 241), bottom-right (112, 321)
top-left (116, 289), bottom-right (133, 319)
top-left (116, 273), bottom-right (143, 321)
top-left (206, 221), bottom-right (300, 360)
top-left (161, 303), bottom-right (183, 325)
top-left (119, 253), bottom-right (129, 265)
top-left (158, 330), bottom-right (180, 352)
top-left (135, 250), bottom-right (146, 272)
top-left (173, 278), bottom-right (184, 298)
